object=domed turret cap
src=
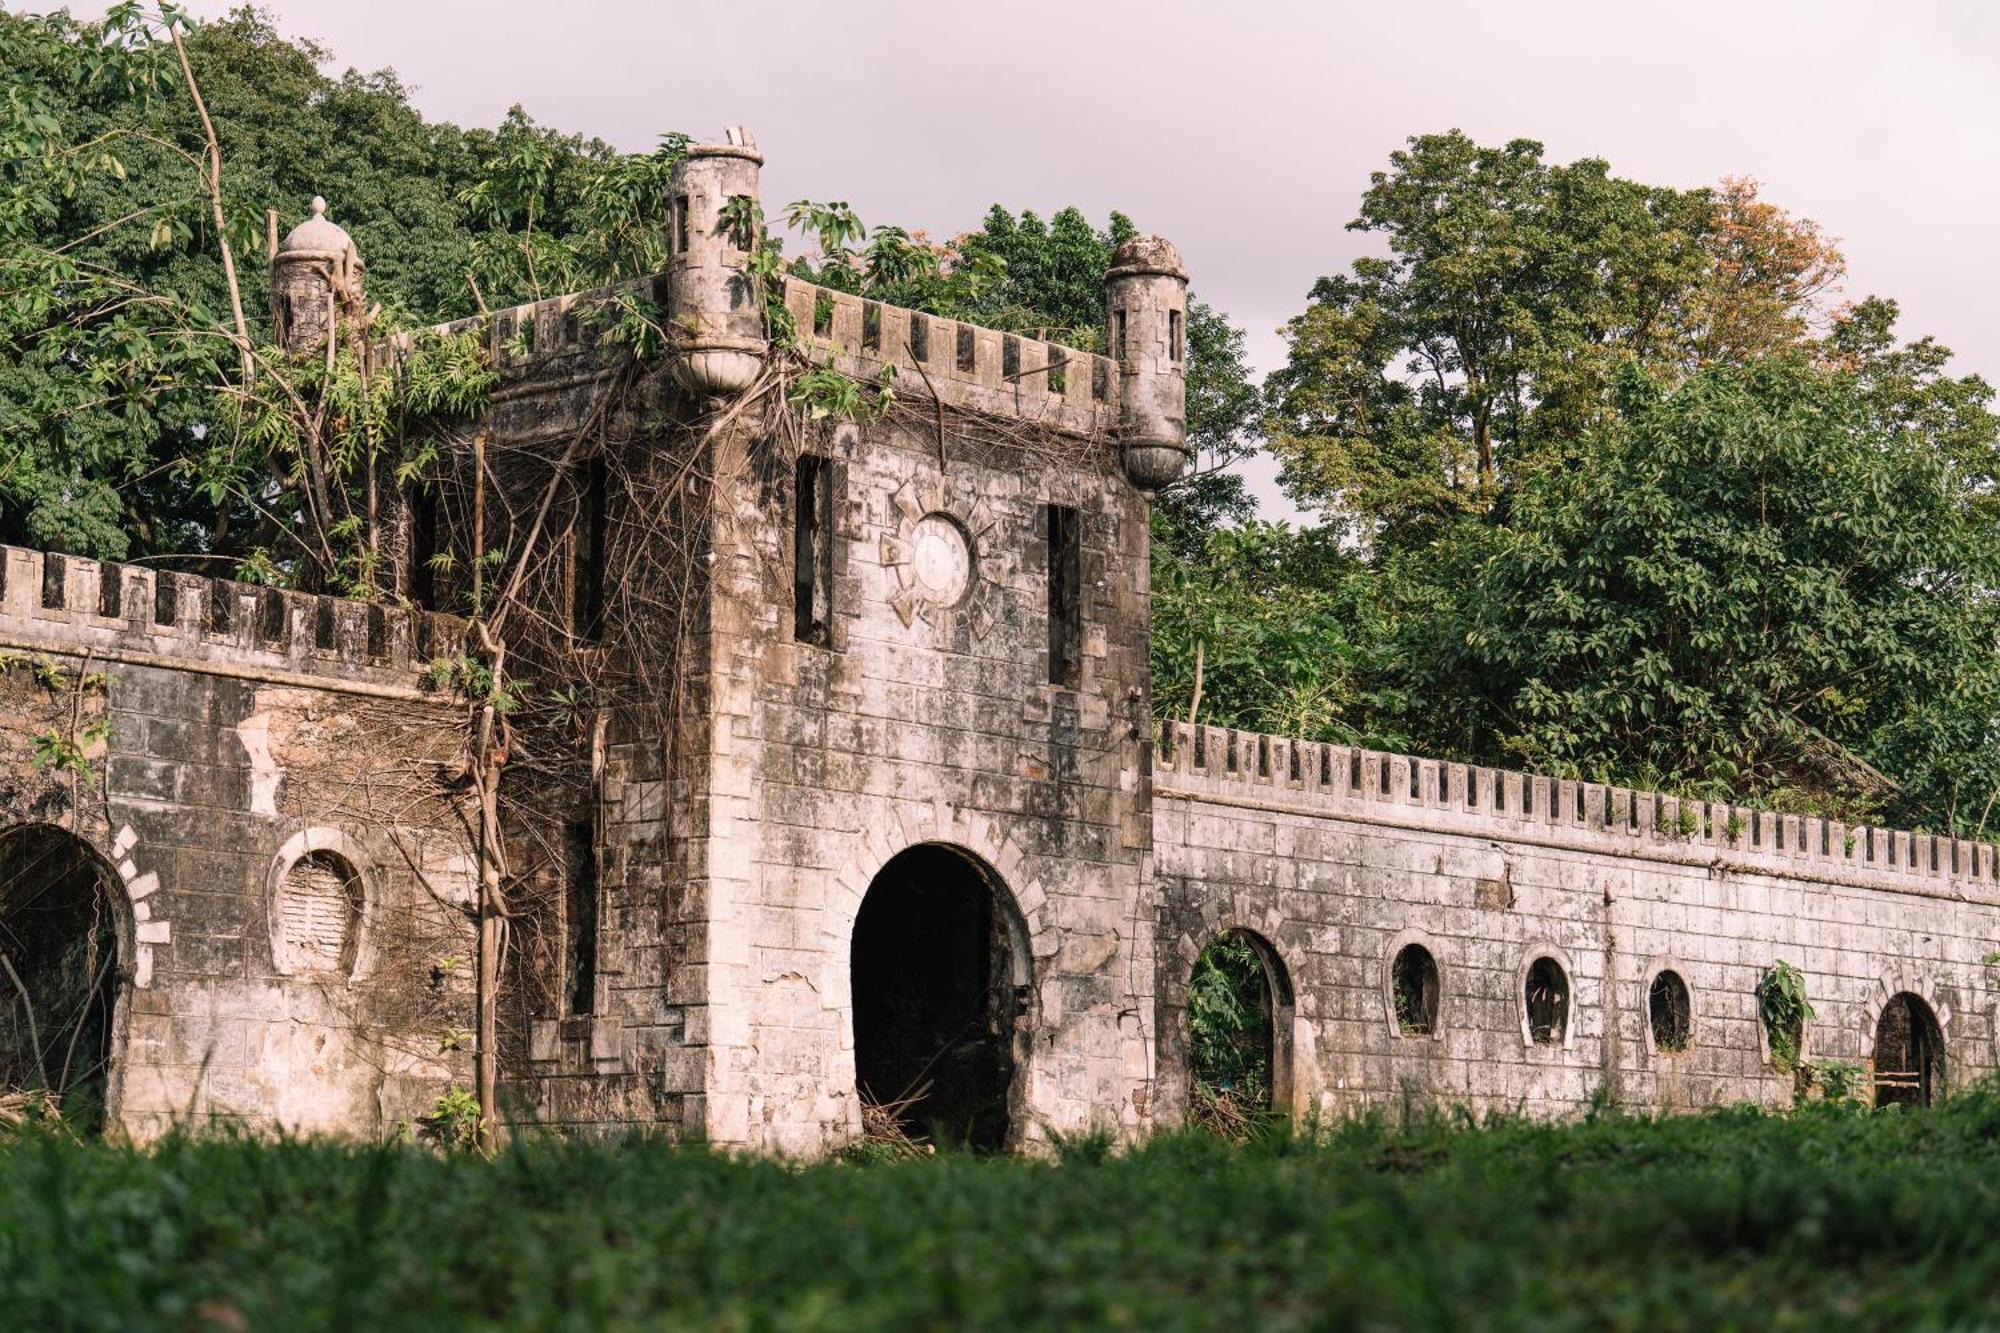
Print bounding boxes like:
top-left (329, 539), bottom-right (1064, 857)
top-left (279, 197), bottom-right (353, 255)
top-left (1107, 234), bottom-right (1186, 280)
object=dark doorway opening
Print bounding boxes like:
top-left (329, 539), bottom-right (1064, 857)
top-left (1873, 992), bottom-right (1944, 1107)
top-left (1188, 929), bottom-right (1293, 1134)
top-left (850, 844), bottom-right (1024, 1150)
top-left (0, 827), bottom-right (123, 1134)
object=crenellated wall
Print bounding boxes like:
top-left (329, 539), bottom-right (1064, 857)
top-left (1150, 722), bottom-right (2000, 1121)
top-left (0, 544), bottom-right (465, 699)
top-left (778, 277), bottom-right (1120, 438)
top-left (0, 543), bottom-right (477, 1139)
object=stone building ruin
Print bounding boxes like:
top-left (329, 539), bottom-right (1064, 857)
top-left (0, 129), bottom-right (1994, 1149)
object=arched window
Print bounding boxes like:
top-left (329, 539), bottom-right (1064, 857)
top-left (1648, 970), bottom-right (1692, 1053)
top-left (1391, 943), bottom-right (1440, 1036)
top-left (276, 850), bottom-right (363, 974)
top-left (1524, 955), bottom-right (1570, 1046)
top-left (1874, 992), bottom-right (1944, 1107)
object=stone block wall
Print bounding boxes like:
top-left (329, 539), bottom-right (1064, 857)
top-left (1152, 723), bottom-right (2000, 1121)
top-left (0, 543), bottom-right (477, 1138)
top-left (696, 412), bottom-right (1156, 1154)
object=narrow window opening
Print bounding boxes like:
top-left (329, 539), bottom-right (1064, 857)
top-left (1002, 335), bottom-right (1020, 379)
top-left (1525, 957), bottom-right (1569, 1045)
top-left (1392, 944), bottom-right (1440, 1036)
top-left (1091, 357), bottom-right (1110, 401)
top-left (1649, 970), bottom-right (1692, 1053)
top-left (908, 313), bottom-right (929, 362)
top-left (1409, 764), bottom-right (1420, 801)
top-left (673, 195), bottom-right (690, 254)
top-left (1114, 308), bottom-right (1129, 365)
top-left (794, 454), bottom-right (834, 646)
top-left (313, 597), bottom-right (336, 651)
top-left (564, 816), bottom-right (598, 1017)
top-left (209, 583), bottom-right (233, 633)
top-left (1378, 760), bottom-right (1390, 795)
top-left (574, 454), bottom-right (608, 643)
top-left (1168, 307), bottom-right (1184, 363)
top-left (1349, 753), bottom-right (1362, 792)
top-left (723, 195), bottom-right (753, 251)
top-left (366, 605), bottom-right (387, 659)
top-left (812, 291), bottom-right (835, 339)
top-left (1045, 503), bottom-right (1081, 687)
top-left (862, 301), bottom-right (881, 352)
top-left (956, 323), bottom-right (976, 371)
top-left (1047, 348), bottom-right (1067, 395)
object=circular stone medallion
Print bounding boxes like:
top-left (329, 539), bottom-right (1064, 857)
top-left (909, 513), bottom-right (972, 606)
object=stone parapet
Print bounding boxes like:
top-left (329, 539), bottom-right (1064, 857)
top-left (780, 276), bottom-right (1120, 439)
top-left (1154, 721), bottom-right (2000, 905)
top-left (0, 545), bottom-right (463, 699)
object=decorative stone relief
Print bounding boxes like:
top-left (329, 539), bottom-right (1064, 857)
top-left (881, 476), bottom-right (1002, 636)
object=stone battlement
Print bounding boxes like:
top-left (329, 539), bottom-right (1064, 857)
top-left (391, 272), bottom-right (1124, 442)
top-left (0, 544), bottom-right (464, 699)
top-left (779, 277), bottom-right (1120, 438)
top-left (1155, 721), bottom-right (2000, 904)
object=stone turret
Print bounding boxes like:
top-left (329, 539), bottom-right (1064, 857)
top-left (1104, 235), bottom-right (1190, 491)
top-left (665, 126), bottom-right (768, 397)
top-left (271, 196), bottom-right (365, 355)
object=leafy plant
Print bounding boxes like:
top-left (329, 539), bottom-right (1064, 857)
top-left (1187, 932), bottom-right (1275, 1136)
top-left (424, 1085), bottom-right (483, 1151)
top-left (1759, 961), bottom-right (1813, 1072)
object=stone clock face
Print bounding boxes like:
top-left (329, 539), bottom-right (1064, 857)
top-left (909, 514), bottom-right (972, 606)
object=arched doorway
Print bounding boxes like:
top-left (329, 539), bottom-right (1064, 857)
top-left (0, 826), bottom-right (124, 1134)
top-left (1187, 928), bottom-right (1293, 1132)
top-left (1873, 992), bottom-right (1944, 1107)
top-left (850, 844), bottom-right (1027, 1150)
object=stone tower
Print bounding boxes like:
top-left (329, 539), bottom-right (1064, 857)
top-left (270, 196), bottom-right (366, 355)
top-left (664, 126), bottom-right (768, 396)
top-left (1105, 234), bottom-right (1191, 490)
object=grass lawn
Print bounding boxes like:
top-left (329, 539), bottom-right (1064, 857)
top-left (4, 1090), bottom-right (1998, 1330)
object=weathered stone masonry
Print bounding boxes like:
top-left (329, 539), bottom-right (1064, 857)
top-left (3, 126), bottom-right (1994, 1146)
top-left (0, 544), bottom-right (476, 1137)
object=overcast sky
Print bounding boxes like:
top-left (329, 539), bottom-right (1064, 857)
top-left (42, 0), bottom-right (2000, 518)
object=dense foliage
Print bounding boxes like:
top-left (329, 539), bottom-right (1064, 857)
top-left (7, 7), bottom-right (2000, 833)
top-left (9, 1094), bottom-right (2000, 1327)
top-left (1181, 132), bottom-right (2000, 836)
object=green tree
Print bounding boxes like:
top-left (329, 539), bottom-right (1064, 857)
top-left (1423, 357), bottom-right (2000, 831)
top-left (0, 5), bottom-right (670, 573)
top-left (1263, 132), bottom-right (1834, 548)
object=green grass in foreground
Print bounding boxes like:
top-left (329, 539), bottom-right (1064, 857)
top-left (5, 1091), bottom-right (2000, 1331)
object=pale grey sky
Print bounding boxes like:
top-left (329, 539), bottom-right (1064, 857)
top-left (42, 0), bottom-right (2000, 519)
